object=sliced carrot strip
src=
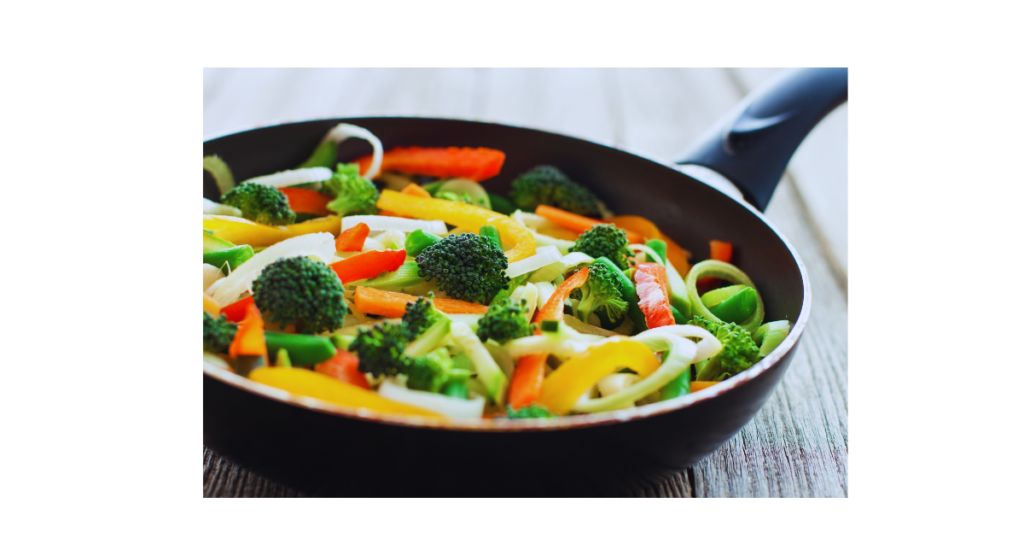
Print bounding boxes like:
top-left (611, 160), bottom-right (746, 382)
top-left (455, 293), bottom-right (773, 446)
top-left (335, 222), bottom-right (370, 252)
top-left (400, 183), bottom-right (432, 198)
top-left (536, 205), bottom-right (642, 243)
top-left (353, 287), bottom-right (488, 318)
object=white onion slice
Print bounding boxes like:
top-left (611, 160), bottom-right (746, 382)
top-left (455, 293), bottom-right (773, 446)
top-left (203, 263), bottom-right (224, 291)
top-left (377, 380), bottom-right (485, 418)
top-left (505, 246), bottom-right (561, 278)
top-left (510, 209), bottom-right (547, 230)
top-left (324, 123), bottom-right (384, 180)
top-left (211, 232), bottom-right (336, 305)
top-left (528, 251), bottom-right (593, 283)
top-left (342, 215), bottom-right (447, 236)
top-left (629, 243), bottom-right (666, 265)
top-left (203, 198), bottom-right (242, 217)
top-left (509, 282), bottom-right (539, 320)
top-left (242, 167), bottom-right (332, 188)
top-left (535, 281), bottom-right (556, 312)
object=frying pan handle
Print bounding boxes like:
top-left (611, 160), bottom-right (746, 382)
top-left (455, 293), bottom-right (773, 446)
top-left (675, 68), bottom-right (848, 211)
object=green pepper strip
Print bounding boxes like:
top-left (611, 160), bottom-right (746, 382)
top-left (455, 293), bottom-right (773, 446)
top-left (488, 193), bottom-right (517, 215)
top-left (685, 260), bottom-right (765, 333)
top-left (479, 224), bottom-right (502, 250)
top-left (708, 287), bottom-right (758, 324)
top-left (264, 331), bottom-right (337, 366)
top-left (203, 245), bottom-right (255, 274)
top-left (593, 256), bottom-right (647, 334)
top-left (645, 239), bottom-right (668, 266)
top-left (659, 364), bottom-right (691, 401)
top-left (404, 229), bottom-right (442, 257)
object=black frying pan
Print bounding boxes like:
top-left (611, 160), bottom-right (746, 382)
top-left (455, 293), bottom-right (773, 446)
top-left (203, 68), bottom-right (848, 496)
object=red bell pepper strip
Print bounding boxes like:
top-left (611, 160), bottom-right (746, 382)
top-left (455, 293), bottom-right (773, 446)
top-left (635, 263), bottom-right (674, 329)
top-left (278, 187), bottom-right (333, 216)
top-left (508, 268), bottom-right (590, 409)
top-left (229, 303), bottom-right (267, 359)
top-left (335, 222), bottom-right (370, 252)
top-left (698, 240), bottom-right (733, 287)
top-left (314, 349), bottom-right (371, 389)
top-left (220, 296), bottom-right (254, 323)
top-left (355, 147), bottom-right (506, 181)
top-left (329, 249), bottom-right (406, 284)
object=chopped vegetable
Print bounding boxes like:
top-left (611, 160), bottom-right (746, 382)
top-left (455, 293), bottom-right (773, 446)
top-left (353, 287), bottom-right (488, 318)
top-left (252, 256), bottom-right (348, 334)
top-left (203, 155), bottom-right (235, 196)
top-left (355, 147), bottom-right (506, 181)
top-left (698, 240), bottom-right (733, 286)
top-left (437, 179), bottom-right (492, 210)
top-left (685, 260), bottom-right (765, 333)
top-left (376, 190), bottom-right (536, 262)
top-left (536, 340), bottom-right (660, 415)
top-left (688, 315), bottom-right (761, 381)
top-left (221, 182), bottom-right (296, 225)
top-left (242, 167), bottom-right (333, 189)
top-left (754, 320), bottom-right (791, 357)
top-left (342, 214), bottom-right (448, 236)
top-left (505, 245), bottom-right (561, 278)
top-left (209, 232), bottom-right (337, 305)
top-left (477, 297), bottom-right (534, 344)
top-left (336, 222), bottom-right (370, 252)
top-left (220, 296), bottom-right (253, 323)
top-left (203, 311), bottom-right (237, 354)
top-left (314, 349), bottom-right (371, 389)
top-left (535, 205), bottom-right (641, 244)
top-left (278, 187), bottom-right (333, 216)
top-left (323, 163), bottom-right (379, 217)
top-left (203, 214), bottom-right (341, 247)
top-left (249, 367), bottom-right (438, 417)
top-left (691, 381), bottom-right (719, 392)
top-left (203, 198), bottom-right (243, 217)
top-left (330, 249), bottom-right (407, 285)
top-left (362, 261), bottom-right (426, 292)
top-left (574, 262), bottom-right (628, 326)
top-left (378, 380), bottom-right (484, 418)
top-left (228, 302), bottom-right (267, 359)
top-left (635, 263), bottom-right (674, 329)
top-left (570, 223), bottom-right (634, 270)
top-left (416, 234), bottom-right (509, 304)
top-left (264, 331), bottom-right (338, 366)
top-left (400, 183), bottom-right (432, 198)
top-left (508, 166), bottom-right (604, 216)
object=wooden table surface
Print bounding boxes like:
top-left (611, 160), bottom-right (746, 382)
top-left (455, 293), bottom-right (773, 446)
top-left (203, 68), bottom-right (848, 498)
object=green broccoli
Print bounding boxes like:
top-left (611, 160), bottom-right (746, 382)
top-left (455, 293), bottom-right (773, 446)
top-left (349, 322), bottom-right (411, 378)
top-left (251, 256), bottom-right (348, 334)
top-left (220, 182), bottom-right (296, 225)
top-left (203, 311), bottom-right (237, 354)
top-left (416, 233), bottom-right (510, 304)
top-left (405, 348), bottom-right (471, 395)
top-left (508, 165), bottom-right (604, 216)
top-left (504, 405), bottom-right (553, 419)
top-left (574, 262), bottom-right (628, 324)
top-left (322, 163), bottom-right (379, 217)
top-left (570, 224), bottom-right (633, 270)
top-left (477, 297), bottom-right (534, 344)
top-left (402, 293), bottom-right (446, 338)
top-left (688, 315), bottom-right (761, 381)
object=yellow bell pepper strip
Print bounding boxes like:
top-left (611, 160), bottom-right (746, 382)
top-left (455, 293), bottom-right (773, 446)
top-left (690, 380), bottom-right (720, 392)
top-left (203, 215), bottom-right (341, 248)
top-left (535, 340), bottom-right (661, 415)
top-left (203, 293), bottom-right (221, 316)
top-left (229, 302), bottom-right (267, 359)
top-left (508, 268), bottom-right (589, 409)
top-left (376, 190), bottom-right (536, 262)
top-left (249, 367), bottom-right (440, 418)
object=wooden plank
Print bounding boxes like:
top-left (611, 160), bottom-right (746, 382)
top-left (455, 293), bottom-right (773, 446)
top-left (732, 68), bottom-right (848, 285)
top-left (203, 446), bottom-right (299, 498)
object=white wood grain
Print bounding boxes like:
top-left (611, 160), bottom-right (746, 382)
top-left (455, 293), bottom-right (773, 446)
top-left (202, 68), bottom-right (848, 497)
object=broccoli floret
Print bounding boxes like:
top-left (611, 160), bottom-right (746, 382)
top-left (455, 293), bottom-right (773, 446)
top-left (504, 405), bottom-right (553, 419)
top-left (251, 256), bottom-right (348, 334)
top-left (322, 163), bottom-right (379, 217)
top-left (416, 233), bottom-right (510, 304)
top-left (688, 315), bottom-right (761, 381)
top-left (570, 224), bottom-right (632, 270)
top-left (203, 311), bottom-right (237, 354)
top-left (405, 348), bottom-right (471, 394)
top-left (574, 262), bottom-right (628, 324)
top-left (508, 166), bottom-right (603, 216)
top-left (221, 182), bottom-right (296, 225)
top-left (402, 293), bottom-right (446, 338)
top-left (477, 298), bottom-right (534, 344)
top-left (350, 322), bottom-right (411, 378)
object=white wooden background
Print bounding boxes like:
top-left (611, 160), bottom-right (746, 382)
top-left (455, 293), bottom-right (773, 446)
top-left (203, 68), bottom-right (848, 497)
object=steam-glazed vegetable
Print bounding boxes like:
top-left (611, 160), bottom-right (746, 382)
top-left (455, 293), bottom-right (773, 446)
top-left (202, 122), bottom-right (786, 420)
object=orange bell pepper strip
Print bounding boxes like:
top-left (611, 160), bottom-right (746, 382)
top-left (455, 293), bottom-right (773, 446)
top-left (335, 222), bottom-right (370, 252)
top-left (249, 367), bottom-right (439, 418)
top-left (508, 268), bottom-right (590, 409)
top-left (203, 215), bottom-right (341, 248)
top-left (698, 240), bottom-right (733, 287)
top-left (220, 296), bottom-right (254, 323)
top-left (635, 263), bottom-right (674, 329)
top-left (535, 205), bottom-right (643, 244)
top-left (329, 249), bottom-right (406, 284)
top-left (690, 380), bottom-right (720, 392)
top-left (376, 190), bottom-right (535, 262)
top-left (353, 287), bottom-right (488, 318)
top-left (604, 215), bottom-right (692, 275)
top-left (229, 303), bottom-right (268, 359)
top-left (356, 147), bottom-right (506, 181)
top-left (203, 293), bottom-right (221, 316)
top-left (314, 349), bottom-right (371, 389)
top-left (400, 183), bottom-right (432, 198)
top-left (535, 340), bottom-right (661, 415)
top-left (278, 187), bottom-right (333, 216)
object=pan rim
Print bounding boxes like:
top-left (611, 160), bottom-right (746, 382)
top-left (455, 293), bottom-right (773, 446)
top-left (202, 116), bottom-right (813, 433)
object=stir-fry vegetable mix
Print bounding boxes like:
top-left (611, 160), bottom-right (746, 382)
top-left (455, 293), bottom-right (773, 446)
top-left (203, 123), bottom-right (792, 420)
